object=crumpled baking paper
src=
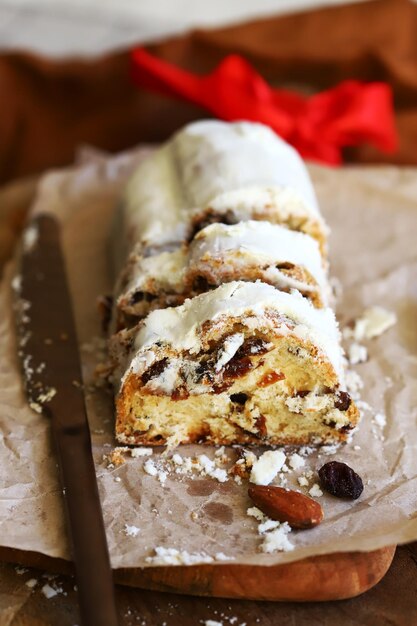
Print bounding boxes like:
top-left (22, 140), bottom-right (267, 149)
top-left (0, 148), bottom-right (416, 569)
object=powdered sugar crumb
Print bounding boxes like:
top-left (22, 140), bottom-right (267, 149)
top-left (247, 506), bottom-right (294, 553)
top-left (124, 524), bottom-right (140, 537)
top-left (309, 483), bottom-right (323, 498)
top-left (131, 448), bottom-right (153, 458)
top-left (146, 547), bottom-right (233, 566)
top-left (25, 578), bottom-right (38, 589)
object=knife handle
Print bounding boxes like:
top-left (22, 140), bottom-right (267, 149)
top-left (52, 419), bottom-right (120, 626)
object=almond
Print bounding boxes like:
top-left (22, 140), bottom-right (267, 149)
top-left (248, 485), bottom-right (324, 529)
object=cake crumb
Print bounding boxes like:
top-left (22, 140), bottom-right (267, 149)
top-left (214, 552), bottom-right (234, 562)
top-left (260, 523), bottom-right (294, 553)
top-left (353, 306), bottom-right (397, 340)
top-left (29, 401), bottom-right (43, 414)
top-left (131, 448), bottom-right (153, 458)
top-left (41, 583), bottom-right (59, 599)
top-left (348, 343), bottom-right (368, 365)
top-left (107, 447), bottom-right (128, 467)
top-left (374, 412), bottom-right (387, 428)
top-left (25, 578), bottom-right (38, 589)
top-left (309, 484), bottom-right (323, 498)
top-left (124, 524), bottom-right (140, 537)
top-left (247, 507), bottom-right (265, 522)
top-left (249, 450), bottom-right (286, 485)
top-left (144, 459), bottom-right (158, 477)
top-left (288, 453), bottom-right (305, 471)
top-left (346, 369), bottom-right (364, 400)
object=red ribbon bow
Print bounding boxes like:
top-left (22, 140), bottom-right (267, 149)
top-left (131, 48), bottom-right (398, 165)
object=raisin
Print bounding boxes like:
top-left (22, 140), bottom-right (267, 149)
top-left (141, 358), bottom-right (168, 384)
top-left (276, 262), bottom-right (295, 270)
top-left (224, 357), bottom-right (253, 378)
top-left (189, 211), bottom-right (235, 240)
top-left (295, 389), bottom-right (310, 398)
top-left (195, 360), bottom-right (215, 383)
top-left (130, 291), bottom-right (157, 305)
top-left (230, 393), bottom-right (248, 405)
top-left (334, 391), bottom-right (351, 411)
top-left (318, 461), bottom-right (363, 500)
top-left (130, 291), bottom-right (145, 304)
top-left (237, 337), bottom-right (270, 358)
top-left (192, 275), bottom-right (214, 292)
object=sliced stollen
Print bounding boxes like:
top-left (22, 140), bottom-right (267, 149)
top-left (114, 221), bottom-right (330, 329)
top-left (113, 246), bottom-right (188, 329)
top-left (110, 281), bottom-right (358, 447)
top-left (187, 221), bottom-right (330, 307)
top-left (116, 120), bottom-right (328, 267)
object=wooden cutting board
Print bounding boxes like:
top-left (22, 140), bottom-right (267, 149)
top-left (0, 545), bottom-right (395, 601)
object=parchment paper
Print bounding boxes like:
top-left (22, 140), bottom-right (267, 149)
top-left (0, 148), bottom-right (416, 569)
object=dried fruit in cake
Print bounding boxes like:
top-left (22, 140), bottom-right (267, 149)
top-left (113, 221), bottom-right (330, 329)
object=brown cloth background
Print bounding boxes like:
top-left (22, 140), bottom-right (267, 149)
top-left (1, 0), bottom-right (417, 185)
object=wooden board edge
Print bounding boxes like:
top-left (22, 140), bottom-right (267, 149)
top-left (0, 545), bottom-right (396, 602)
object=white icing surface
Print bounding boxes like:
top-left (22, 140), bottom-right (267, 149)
top-left (117, 220), bottom-right (329, 309)
top-left (174, 121), bottom-right (320, 215)
top-left (129, 281), bottom-right (344, 381)
top-left (121, 248), bottom-right (187, 300)
top-left (123, 145), bottom-right (189, 248)
top-left (122, 120), bottom-right (324, 250)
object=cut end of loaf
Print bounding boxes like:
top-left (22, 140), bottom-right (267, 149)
top-left (113, 298), bottom-right (359, 447)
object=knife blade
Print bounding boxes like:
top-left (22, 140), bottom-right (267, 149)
top-left (15, 213), bottom-right (119, 626)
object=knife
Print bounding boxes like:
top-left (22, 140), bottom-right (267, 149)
top-left (15, 213), bottom-right (119, 626)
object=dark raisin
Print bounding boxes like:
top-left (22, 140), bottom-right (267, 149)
top-left (318, 461), bottom-right (364, 500)
top-left (130, 291), bottom-right (157, 305)
top-left (191, 209), bottom-right (237, 238)
top-left (295, 389), bottom-right (310, 398)
top-left (141, 358), bottom-right (168, 384)
top-left (130, 291), bottom-right (144, 304)
top-left (236, 337), bottom-right (270, 358)
top-left (334, 391), bottom-right (351, 411)
top-left (230, 393), bottom-right (248, 405)
top-left (192, 275), bottom-right (214, 292)
top-left (189, 214), bottom-right (221, 240)
top-left (224, 357), bottom-right (253, 378)
top-left (195, 360), bottom-right (215, 383)
top-left (276, 262), bottom-right (295, 270)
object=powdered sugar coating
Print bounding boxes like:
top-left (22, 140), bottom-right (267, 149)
top-left (122, 120), bottom-right (326, 250)
top-left (130, 281), bottom-right (344, 381)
